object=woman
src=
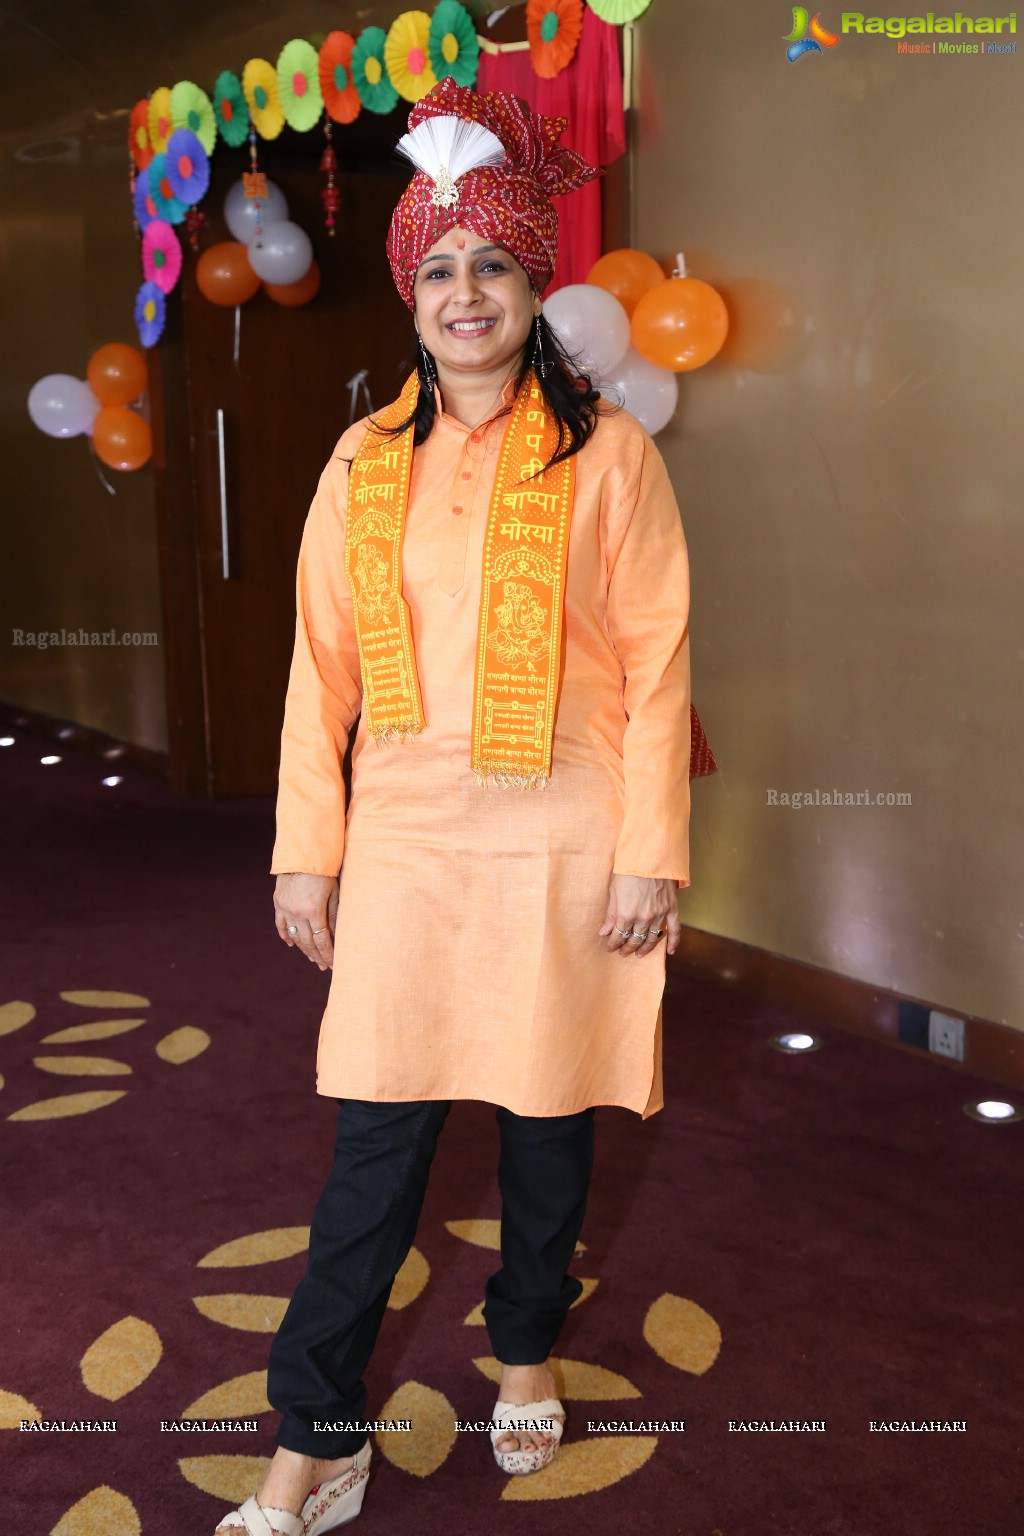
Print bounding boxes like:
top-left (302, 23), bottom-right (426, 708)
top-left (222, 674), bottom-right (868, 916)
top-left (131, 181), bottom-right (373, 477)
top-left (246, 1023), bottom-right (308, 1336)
top-left (216, 78), bottom-right (696, 1536)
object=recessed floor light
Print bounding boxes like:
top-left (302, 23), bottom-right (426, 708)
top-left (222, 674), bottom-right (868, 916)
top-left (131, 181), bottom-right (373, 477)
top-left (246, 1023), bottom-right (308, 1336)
top-left (770, 1031), bottom-right (822, 1054)
top-left (963, 1099), bottom-right (1021, 1124)
top-left (40, 755), bottom-right (62, 765)
top-left (0, 736), bottom-right (14, 747)
top-left (102, 775), bottom-right (123, 787)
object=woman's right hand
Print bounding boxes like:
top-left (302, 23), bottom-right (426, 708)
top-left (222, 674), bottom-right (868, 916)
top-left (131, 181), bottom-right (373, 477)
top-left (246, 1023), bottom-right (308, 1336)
top-left (274, 873), bottom-right (339, 971)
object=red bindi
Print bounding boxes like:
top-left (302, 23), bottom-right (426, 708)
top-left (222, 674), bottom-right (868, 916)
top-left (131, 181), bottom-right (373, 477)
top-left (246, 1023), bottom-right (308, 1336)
top-left (456, 237), bottom-right (466, 250)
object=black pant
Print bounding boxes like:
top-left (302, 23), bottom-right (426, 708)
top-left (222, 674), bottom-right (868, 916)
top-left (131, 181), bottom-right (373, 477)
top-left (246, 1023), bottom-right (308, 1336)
top-left (267, 1097), bottom-right (596, 1458)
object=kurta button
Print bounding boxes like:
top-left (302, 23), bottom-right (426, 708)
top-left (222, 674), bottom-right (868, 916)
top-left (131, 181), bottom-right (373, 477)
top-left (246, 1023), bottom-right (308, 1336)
top-left (452, 504), bottom-right (463, 515)
top-left (461, 471), bottom-right (472, 481)
top-left (470, 432), bottom-right (481, 443)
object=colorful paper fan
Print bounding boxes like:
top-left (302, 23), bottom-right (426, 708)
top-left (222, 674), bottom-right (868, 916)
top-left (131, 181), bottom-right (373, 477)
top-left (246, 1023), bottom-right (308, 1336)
top-left (319, 31), bottom-right (361, 124)
top-left (135, 280), bottom-right (166, 349)
top-left (142, 220), bottom-right (183, 295)
top-left (146, 153), bottom-right (187, 224)
top-left (213, 69), bottom-right (250, 146)
top-left (169, 80), bottom-right (216, 155)
top-left (165, 129), bottom-right (210, 205)
top-left (147, 87), bottom-right (173, 154)
top-left (428, 1), bottom-right (480, 88)
top-left (133, 171), bottom-right (160, 230)
top-left (277, 39), bottom-right (324, 132)
top-left (586, 0), bottom-right (652, 19)
top-left (385, 11), bottom-right (437, 103)
top-left (129, 99), bottom-right (154, 171)
top-left (351, 26), bottom-right (399, 115)
top-left (526, 0), bottom-right (584, 78)
top-left (242, 58), bottom-right (285, 140)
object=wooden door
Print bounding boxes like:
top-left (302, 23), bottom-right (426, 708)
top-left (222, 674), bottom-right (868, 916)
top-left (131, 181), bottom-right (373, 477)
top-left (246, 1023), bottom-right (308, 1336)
top-left (151, 114), bottom-right (412, 797)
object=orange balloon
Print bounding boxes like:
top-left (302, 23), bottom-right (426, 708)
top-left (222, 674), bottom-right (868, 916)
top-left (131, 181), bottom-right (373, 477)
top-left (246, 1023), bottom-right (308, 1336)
top-left (87, 343), bottom-right (148, 406)
top-left (631, 278), bottom-right (730, 372)
top-left (586, 248), bottom-right (665, 318)
top-left (197, 241), bottom-right (262, 307)
top-left (263, 259), bottom-right (321, 307)
top-left (92, 405), bottom-right (152, 471)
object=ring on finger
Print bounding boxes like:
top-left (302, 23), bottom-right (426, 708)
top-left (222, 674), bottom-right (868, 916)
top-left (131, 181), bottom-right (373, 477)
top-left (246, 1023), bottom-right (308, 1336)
top-left (287, 924), bottom-right (299, 935)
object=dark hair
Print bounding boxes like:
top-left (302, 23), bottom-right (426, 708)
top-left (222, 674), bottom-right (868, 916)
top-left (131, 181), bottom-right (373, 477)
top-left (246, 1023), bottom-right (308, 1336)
top-left (368, 312), bottom-right (611, 476)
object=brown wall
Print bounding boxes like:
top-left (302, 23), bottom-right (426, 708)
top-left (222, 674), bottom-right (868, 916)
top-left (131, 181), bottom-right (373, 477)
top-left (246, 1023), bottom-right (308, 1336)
top-left (631, 11), bottom-right (1023, 1029)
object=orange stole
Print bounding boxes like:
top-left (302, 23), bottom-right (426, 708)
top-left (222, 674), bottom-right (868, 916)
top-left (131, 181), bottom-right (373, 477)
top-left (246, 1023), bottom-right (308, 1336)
top-left (345, 369), bottom-right (574, 787)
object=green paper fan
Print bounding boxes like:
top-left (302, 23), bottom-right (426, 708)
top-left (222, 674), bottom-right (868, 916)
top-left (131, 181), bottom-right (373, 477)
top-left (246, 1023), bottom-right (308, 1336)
top-left (169, 80), bottom-right (216, 156)
top-left (428, 0), bottom-right (480, 87)
top-left (213, 69), bottom-right (249, 147)
top-left (351, 26), bottom-right (399, 115)
top-left (587, 0), bottom-right (653, 21)
top-left (277, 38), bottom-right (325, 133)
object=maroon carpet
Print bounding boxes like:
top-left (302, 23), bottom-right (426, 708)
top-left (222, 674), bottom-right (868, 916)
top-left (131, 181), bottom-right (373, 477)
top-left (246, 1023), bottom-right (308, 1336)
top-left (3, 712), bottom-right (1021, 1535)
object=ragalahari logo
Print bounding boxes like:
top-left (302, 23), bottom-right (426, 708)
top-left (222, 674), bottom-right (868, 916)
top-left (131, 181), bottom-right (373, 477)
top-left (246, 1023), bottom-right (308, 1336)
top-left (785, 8), bottom-right (841, 59)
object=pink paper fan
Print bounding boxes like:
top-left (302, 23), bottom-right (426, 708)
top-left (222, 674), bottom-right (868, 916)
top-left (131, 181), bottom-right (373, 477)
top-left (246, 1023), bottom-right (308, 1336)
top-left (142, 219), bottom-right (183, 294)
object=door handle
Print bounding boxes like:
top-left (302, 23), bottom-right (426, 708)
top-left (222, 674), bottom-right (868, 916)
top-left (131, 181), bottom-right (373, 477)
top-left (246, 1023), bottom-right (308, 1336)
top-left (216, 407), bottom-right (230, 580)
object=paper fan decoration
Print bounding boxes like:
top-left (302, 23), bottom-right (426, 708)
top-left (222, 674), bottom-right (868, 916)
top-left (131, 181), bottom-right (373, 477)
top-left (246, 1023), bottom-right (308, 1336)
top-left (146, 154), bottom-right (186, 224)
top-left (428, 1), bottom-right (480, 88)
top-left (213, 70), bottom-right (250, 147)
top-left (242, 58), bottom-right (285, 140)
top-left (526, 0), bottom-right (584, 78)
top-left (169, 80), bottom-right (216, 155)
top-left (319, 31), bottom-right (361, 124)
top-left (129, 99), bottom-right (154, 170)
top-left (385, 11), bottom-right (437, 103)
top-left (351, 27), bottom-right (399, 115)
top-left (587, 0), bottom-right (653, 19)
top-left (142, 220), bottom-right (183, 294)
top-left (135, 281), bottom-right (166, 349)
top-left (277, 39), bottom-right (324, 132)
top-left (165, 129), bottom-right (209, 205)
top-left (147, 87), bottom-right (173, 154)
top-left (133, 173), bottom-right (160, 230)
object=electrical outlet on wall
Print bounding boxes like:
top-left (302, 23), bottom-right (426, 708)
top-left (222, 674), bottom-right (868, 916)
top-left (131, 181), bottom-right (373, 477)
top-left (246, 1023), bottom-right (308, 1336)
top-left (928, 1011), bottom-right (965, 1062)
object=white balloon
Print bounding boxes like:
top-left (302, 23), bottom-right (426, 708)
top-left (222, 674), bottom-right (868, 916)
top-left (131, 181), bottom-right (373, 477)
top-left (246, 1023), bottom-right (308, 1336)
top-left (27, 375), bottom-right (100, 439)
top-left (246, 220), bottom-right (313, 286)
top-left (603, 346), bottom-right (679, 436)
top-left (543, 284), bottom-right (630, 377)
top-left (223, 178), bottom-right (289, 244)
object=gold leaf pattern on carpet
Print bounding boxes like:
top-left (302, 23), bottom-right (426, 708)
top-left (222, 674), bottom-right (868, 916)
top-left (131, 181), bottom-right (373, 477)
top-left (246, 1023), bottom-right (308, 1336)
top-left (500, 1434), bottom-right (657, 1500)
top-left (183, 1370), bottom-right (271, 1419)
top-left (192, 1294), bottom-right (289, 1332)
top-left (80, 1316), bottom-right (162, 1400)
top-left (197, 1228), bottom-right (310, 1268)
top-left (0, 1000), bottom-right (36, 1036)
top-left (41, 1019), bottom-right (147, 1044)
top-left (376, 1381), bottom-right (456, 1477)
top-left (642, 1292), bottom-right (722, 1375)
top-left (33, 1055), bottom-right (132, 1076)
top-left (446, 1219), bottom-right (585, 1255)
top-left (464, 1277), bottom-right (598, 1327)
top-left (388, 1245), bottom-right (429, 1310)
top-left (178, 1454), bottom-right (271, 1502)
top-left (50, 1486), bottom-right (142, 1536)
top-left (473, 1356), bottom-right (641, 1400)
top-left (0, 1388), bottom-right (43, 1426)
top-left (7, 1090), bottom-right (128, 1122)
top-left (156, 1026), bottom-right (211, 1064)
top-left (60, 990), bottom-right (151, 1008)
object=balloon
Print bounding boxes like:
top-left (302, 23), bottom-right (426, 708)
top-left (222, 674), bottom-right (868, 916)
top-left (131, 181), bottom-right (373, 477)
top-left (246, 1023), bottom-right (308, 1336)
top-left (92, 406), bottom-right (152, 471)
top-left (27, 375), bottom-right (100, 439)
top-left (263, 260), bottom-right (321, 307)
top-left (543, 284), bottom-right (630, 378)
top-left (246, 220), bottom-right (314, 287)
top-left (196, 242), bottom-right (262, 306)
top-left (586, 249), bottom-right (665, 318)
top-left (603, 346), bottom-right (679, 436)
top-left (86, 343), bottom-right (148, 407)
top-left (631, 277), bottom-right (729, 372)
top-left (223, 177), bottom-right (289, 244)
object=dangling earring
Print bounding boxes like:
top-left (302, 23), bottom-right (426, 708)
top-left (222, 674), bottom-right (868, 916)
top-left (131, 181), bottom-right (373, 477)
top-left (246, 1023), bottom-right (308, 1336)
top-left (417, 333), bottom-right (437, 384)
top-left (533, 314), bottom-right (551, 379)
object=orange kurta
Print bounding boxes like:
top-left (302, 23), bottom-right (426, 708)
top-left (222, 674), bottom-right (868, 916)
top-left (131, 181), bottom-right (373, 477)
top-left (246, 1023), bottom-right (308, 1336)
top-left (271, 380), bottom-right (691, 1119)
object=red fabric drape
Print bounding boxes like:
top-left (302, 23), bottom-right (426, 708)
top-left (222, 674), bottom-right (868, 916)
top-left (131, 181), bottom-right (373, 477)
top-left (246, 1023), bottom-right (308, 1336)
top-left (477, 8), bottom-right (626, 293)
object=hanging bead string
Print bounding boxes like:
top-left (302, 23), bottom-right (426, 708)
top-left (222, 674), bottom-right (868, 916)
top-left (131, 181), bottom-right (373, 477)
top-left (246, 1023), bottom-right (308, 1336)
top-left (320, 118), bottom-right (340, 236)
top-left (243, 125), bottom-right (267, 240)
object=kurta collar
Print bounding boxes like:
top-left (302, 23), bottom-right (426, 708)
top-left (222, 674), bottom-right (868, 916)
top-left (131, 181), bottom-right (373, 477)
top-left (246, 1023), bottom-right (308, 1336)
top-left (432, 374), bottom-right (520, 434)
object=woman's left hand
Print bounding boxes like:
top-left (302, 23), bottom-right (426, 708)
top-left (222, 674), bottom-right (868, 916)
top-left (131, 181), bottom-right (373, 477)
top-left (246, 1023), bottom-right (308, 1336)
top-left (599, 874), bottom-right (681, 958)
